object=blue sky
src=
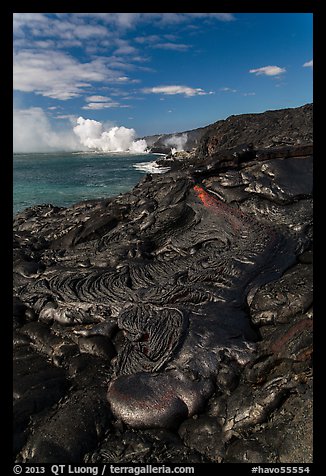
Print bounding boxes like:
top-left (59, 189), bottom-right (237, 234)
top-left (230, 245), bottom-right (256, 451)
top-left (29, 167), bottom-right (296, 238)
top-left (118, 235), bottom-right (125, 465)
top-left (13, 13), bottom-right (313, 151)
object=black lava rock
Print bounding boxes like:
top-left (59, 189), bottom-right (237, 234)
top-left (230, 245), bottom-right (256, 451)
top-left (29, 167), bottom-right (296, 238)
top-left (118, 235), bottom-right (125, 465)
top-left (13, 105), bottom-right (313, 463)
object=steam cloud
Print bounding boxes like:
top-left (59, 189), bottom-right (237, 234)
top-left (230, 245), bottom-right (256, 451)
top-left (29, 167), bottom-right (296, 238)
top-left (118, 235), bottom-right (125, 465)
top-left (13, 108), bottom-right (81, 152)
top-left (164, 133), bottom-right (188, 153)
top-left (13, 109), bottom-right (148, 154)
top-left (73, 117), bottom-right (148, 153)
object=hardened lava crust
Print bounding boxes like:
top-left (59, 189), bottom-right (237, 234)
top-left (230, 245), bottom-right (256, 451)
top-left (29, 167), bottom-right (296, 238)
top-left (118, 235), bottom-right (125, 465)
top-left (13, 107), bottom-right (313, 464)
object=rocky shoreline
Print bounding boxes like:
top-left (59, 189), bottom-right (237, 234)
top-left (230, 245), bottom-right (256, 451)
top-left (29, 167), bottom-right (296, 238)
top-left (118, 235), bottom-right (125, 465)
top-left (13, 105), bottom-right (313, 463)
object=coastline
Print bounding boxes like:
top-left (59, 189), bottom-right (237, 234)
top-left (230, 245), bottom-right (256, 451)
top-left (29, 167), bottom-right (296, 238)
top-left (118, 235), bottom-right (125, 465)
top-left (13, 151), bottom-right (166, 216)
top-left (13, 106), bottom-right (313, 464)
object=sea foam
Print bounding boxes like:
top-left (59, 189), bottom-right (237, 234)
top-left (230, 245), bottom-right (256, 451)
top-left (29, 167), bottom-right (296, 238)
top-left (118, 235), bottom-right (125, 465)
top-left (133, 161), bottom-right (170, 174)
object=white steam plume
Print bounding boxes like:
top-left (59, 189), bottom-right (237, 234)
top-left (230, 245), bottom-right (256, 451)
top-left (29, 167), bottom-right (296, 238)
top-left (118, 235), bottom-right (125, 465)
top-left (13, 107), bottom-right (81, 152)
top-left (164, 133), bottom-right (188, 153)
top-left (73, 117), bottom-right (148, 153)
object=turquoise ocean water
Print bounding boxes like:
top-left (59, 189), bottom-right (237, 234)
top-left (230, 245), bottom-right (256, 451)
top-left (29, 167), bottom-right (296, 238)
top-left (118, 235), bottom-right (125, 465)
top-left (13, 151), bottom-right (162, 216)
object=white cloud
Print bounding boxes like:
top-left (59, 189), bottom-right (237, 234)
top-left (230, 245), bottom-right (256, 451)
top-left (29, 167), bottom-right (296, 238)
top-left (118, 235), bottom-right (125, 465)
top-left (114, 45), bottom-right (138, 55)
top-left (14, 13), bottom-right (235, 45)
top-left (13, 107), bottom-right (81, 152)
top-left (143, 13), bottom-right (235, 25)
top-left (249, 65), bottom-right (286, 76)
top-left (303, 59), bottom-right (313, 68)
top-left (243, 92), bottom-right (256, 96)
top-left (14, 13), bottom-right (109, 41)
top-left (113, 39), bottom-right (138, 55)
top-left (86, 95), bottom-right (112, 102)
top-left (135, 35), bottom-right (161, 44)
top-left (220, 87), bottom-right (237, 93)
top-left (13, 13), bottom-right (49, 37)
top-left (154, 43), bottom-right (190, 51)
top-left (13, 50), bottom-right (123, 100)
top-left (187, 13), bottom-right (235, 22)
top-left (66, 24), bottom-right (109, 39)
top-left (34, 40), bottom-right (57, 49)
top-left (13, 13), bottom-right (234, 104)
top-left (55, 114), bottom-right (77, 122)
top-left (143, 85), bottom-right (214, 97)
top-left (82, 102), bottom-right (121, 110)
top-left (75, 13), bottom-right (235, 28)
top-left (107, 13), bottom-right (143, 28)
top-left (116, 76), bottom-right (129, 82)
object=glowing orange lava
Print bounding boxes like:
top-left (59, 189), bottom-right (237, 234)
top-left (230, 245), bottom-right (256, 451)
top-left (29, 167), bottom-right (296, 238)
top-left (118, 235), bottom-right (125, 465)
top-left (193, 184), bottom-right (242, 232)
top-left (193, 185), bottom-right (220, 209)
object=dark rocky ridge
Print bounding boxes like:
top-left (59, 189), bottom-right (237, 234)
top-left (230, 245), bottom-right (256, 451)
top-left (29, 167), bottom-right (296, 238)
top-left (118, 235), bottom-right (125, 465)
top-left (197, 103), bottom-right (313, 156)
top-left (13, 105), bottom-right (313, 463)
top-left (144, 103), bottom-right (312, 154)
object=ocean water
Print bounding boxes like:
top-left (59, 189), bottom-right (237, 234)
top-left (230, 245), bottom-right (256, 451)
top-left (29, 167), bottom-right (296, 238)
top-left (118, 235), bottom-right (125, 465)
top-left (13, 151), bottom-right (165, 216)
